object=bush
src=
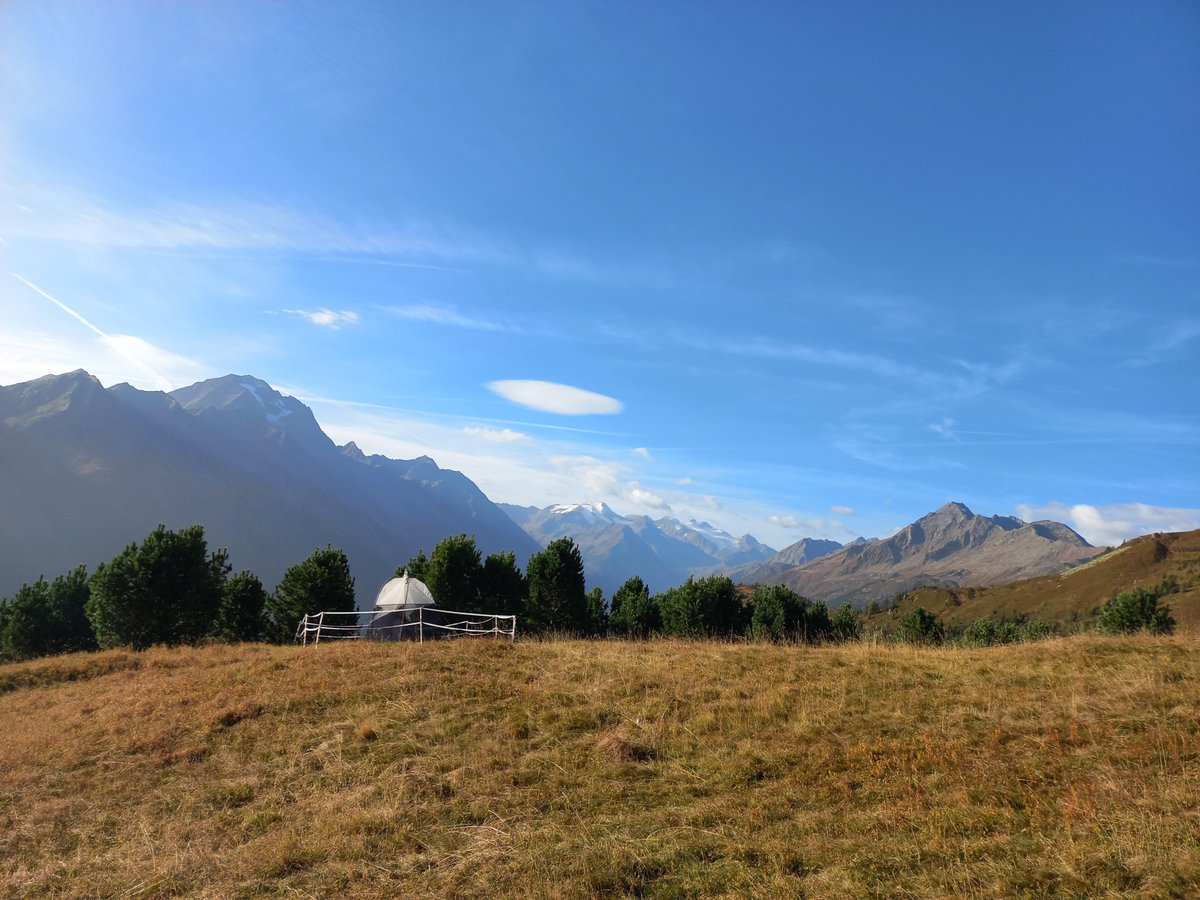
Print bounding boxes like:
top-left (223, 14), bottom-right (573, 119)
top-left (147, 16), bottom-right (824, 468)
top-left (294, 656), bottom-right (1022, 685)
top-left (961, 616), bottom-right (1058, 647)
top-left (659, 576), bottom-right (746, 639)
top-left (830, 604), bottom-right (863, 642)
top-left (895, 607), bottom-right (944, 644)
top-left (749, 585), bottom-right (807, 641)
top-left (1096, 587), bottom-right (1174, 635)
top-left (0, 566), bottom-right (97, 661)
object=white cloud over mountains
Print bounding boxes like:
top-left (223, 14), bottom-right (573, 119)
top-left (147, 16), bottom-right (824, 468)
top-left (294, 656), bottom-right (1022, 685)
top-left (488, 380), bottom-right (623, 416)
top-left (1016, 502), bottom-right (1200, 547)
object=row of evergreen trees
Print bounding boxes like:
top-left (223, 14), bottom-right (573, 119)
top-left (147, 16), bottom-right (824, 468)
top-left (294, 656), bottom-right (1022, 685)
top-left (0, 525), bottom-right (864, 661)
top-left (6, 524), bottom-right (1173, 662)
top-left (395, 534), bottom-right (864, 642)
top-left (0, 524), bottom-right (357, 660)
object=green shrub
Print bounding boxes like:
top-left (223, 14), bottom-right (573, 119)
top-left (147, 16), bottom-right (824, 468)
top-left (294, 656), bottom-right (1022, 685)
top-left (895, 607), bottom-right (944, 644)
top-left (830, 604), bottom-right (862, 642)
top-left (961, 616), bottom-right (1056, 647)
top-left (1096, 587), bottom-right (1174, 635)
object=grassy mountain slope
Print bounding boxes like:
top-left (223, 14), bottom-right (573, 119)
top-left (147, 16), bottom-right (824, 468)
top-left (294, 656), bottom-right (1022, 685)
top-left (879, 529), bottom-right (1200, 630)
top-left (2, 637), bottom-right (1198, 897)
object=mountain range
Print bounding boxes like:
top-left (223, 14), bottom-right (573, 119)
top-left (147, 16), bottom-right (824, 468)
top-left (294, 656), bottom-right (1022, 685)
top-left (765, 501), bottom-right (1103, 607)
top-left (498, 502), bottom-right (775, 596)
top-left (2, 370), bottom-right (1107, 611)
top-left (0, 371), bottom-right (539, 602)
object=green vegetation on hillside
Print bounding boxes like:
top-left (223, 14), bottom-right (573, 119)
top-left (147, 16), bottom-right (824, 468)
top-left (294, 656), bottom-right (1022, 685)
top-left (877, 529), bottom-right (1200, 634)
top-left (1, 636), bottom-right (1196, 896)
top-left (5, 526), bottom-right (1198, 663)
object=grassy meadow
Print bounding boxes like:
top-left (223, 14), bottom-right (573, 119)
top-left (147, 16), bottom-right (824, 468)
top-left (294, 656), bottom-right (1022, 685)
top-left (2, 634), bottom-right (1198, 898)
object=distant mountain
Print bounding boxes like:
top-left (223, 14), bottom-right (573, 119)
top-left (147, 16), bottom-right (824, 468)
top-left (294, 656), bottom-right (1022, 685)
top-left (498, 502), bottom-right (776, 596)
top-left (0, 371), bottom-right (540, 603)
top-left (879, 528), bottom-right (1200, 630)
top-left (728, 537), bottom-right (844, 583)
top-left (767, 501), bottom-right (1103, 608)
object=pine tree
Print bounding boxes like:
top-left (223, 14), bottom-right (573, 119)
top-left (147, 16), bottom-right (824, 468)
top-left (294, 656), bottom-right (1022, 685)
top-left (87, 525), bottom-right (228, 650)
top-left (214, 571), bottom-right (268, 643)
top-left (266, 546), bottom-right (356, 643)
top-left (524, 538), bottom-right (588, 633)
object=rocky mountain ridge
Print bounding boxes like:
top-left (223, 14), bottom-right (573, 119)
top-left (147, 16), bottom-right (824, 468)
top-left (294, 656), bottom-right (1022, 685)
top-left (768, 501), bottom-right (1103, 607)
top-left (0, 371), bottom-right (539, 602)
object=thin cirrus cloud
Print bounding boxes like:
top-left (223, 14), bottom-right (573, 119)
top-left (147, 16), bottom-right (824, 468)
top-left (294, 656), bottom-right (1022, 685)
top-left (3, 184), bottom-right (515, 265)
top-left (385, 303), bottom-right (521, 334)
top-left (830, 505), bottom-right (855, 515)
top-left (280, 308), bottom-right (359, 330)
top-left (488, 380), bottom-right (623, 416)
top-left (462, 426), bottom-right (529, 443)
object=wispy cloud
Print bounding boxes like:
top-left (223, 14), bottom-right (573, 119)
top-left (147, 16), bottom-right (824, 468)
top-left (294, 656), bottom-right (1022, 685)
top-left (488, 380), bottom-right (623, 416)
top-left (2, 185), bottom-right (515, 265)
top-left (670, 330), bottom-right (935, 385)
top-left (928, 417), bottom-right (957, 439)
top-left (280, 308), bottom-right (359, 329)
top-left (830, 505), bottom-right (855, 515)
top-left (766, 511), bottom-right (851, 536)
top-left (383, 302), bottom-right (538, 334)
top-left (632, 447), bottom-right (653, 461)
top-left (1015, 501), bottom-right (1200, 547)
top-left (768, 514), bottom-right (803, 528)
top-left (628, 484), bottom-right (671, 510)
top-left (462, 426), bottom-right (529, 443)
top-left (10, 274), bottom-right (209, 390)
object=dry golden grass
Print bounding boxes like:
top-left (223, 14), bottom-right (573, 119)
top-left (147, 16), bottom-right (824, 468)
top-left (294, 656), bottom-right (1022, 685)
top-left (1, 635), bottom-right (1198, 898)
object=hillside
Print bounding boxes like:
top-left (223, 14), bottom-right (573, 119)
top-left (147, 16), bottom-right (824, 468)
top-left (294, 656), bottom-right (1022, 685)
top-left (879, 528), bottom-right (1200, 630)
top-left (2, 638), bottom-right (1198, 896)
top-left (771, 502), bottom-right (1103, 607)
top-left (0, 371), bottom-right (539, 601)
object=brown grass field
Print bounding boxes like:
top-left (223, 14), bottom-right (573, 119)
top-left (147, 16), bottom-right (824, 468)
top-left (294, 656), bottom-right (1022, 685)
top-left (2, 634), bottom-right (1198, 898)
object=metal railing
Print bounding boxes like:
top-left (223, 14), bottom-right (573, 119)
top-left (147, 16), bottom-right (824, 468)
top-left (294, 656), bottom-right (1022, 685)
top-left (295, 607), bottom-right (517, 644)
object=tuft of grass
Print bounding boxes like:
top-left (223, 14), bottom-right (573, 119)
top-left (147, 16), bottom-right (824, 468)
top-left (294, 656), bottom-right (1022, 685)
top-left (0, 635), bottom-right (1197, 896)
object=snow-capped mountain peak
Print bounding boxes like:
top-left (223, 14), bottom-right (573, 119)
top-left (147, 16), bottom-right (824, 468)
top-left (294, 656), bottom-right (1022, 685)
top-left (548, 501), bottom-right (624, 526)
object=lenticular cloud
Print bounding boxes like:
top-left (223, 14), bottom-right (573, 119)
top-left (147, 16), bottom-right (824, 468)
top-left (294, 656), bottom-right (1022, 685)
top-left (487, 380), bottom-right (623, 415)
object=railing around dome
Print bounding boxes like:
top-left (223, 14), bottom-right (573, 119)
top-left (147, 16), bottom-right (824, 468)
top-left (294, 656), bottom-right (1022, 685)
top-left (295, 607), bottom-right (517, 645)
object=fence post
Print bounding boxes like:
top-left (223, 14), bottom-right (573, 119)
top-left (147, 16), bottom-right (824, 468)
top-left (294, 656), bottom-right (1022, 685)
top-left (419, 606), bottom-right (424, 644)
top-left (301, 614), bottom-right (307, 646)
top-left (315, 611), bottom-right (324, 645)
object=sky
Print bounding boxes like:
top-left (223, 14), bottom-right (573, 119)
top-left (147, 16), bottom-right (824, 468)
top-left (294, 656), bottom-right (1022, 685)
top-left (2, 1), bottom-right (1198, 550)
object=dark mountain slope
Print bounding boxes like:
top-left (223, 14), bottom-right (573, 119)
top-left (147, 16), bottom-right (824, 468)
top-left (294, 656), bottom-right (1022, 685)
top-left (0, 372), bottom-right (538, 603)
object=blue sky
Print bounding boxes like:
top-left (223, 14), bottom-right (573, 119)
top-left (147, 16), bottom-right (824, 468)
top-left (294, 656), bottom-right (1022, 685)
top-left (2, 1), bottom-right (1198, 549)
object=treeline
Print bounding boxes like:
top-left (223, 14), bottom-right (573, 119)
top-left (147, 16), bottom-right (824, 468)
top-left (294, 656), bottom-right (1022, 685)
top-left (0, 527), bottom-right (862, 661)
top-left (397, 533), bottom-right (864, 642)
top-left (0, 524), bottom-right (356, 661)
top-left (1, 526), bottom-right (1179, 663)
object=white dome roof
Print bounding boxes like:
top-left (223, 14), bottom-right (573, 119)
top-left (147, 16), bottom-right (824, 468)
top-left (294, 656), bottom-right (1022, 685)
top-left (373, 574), bottom-right (436, 610)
